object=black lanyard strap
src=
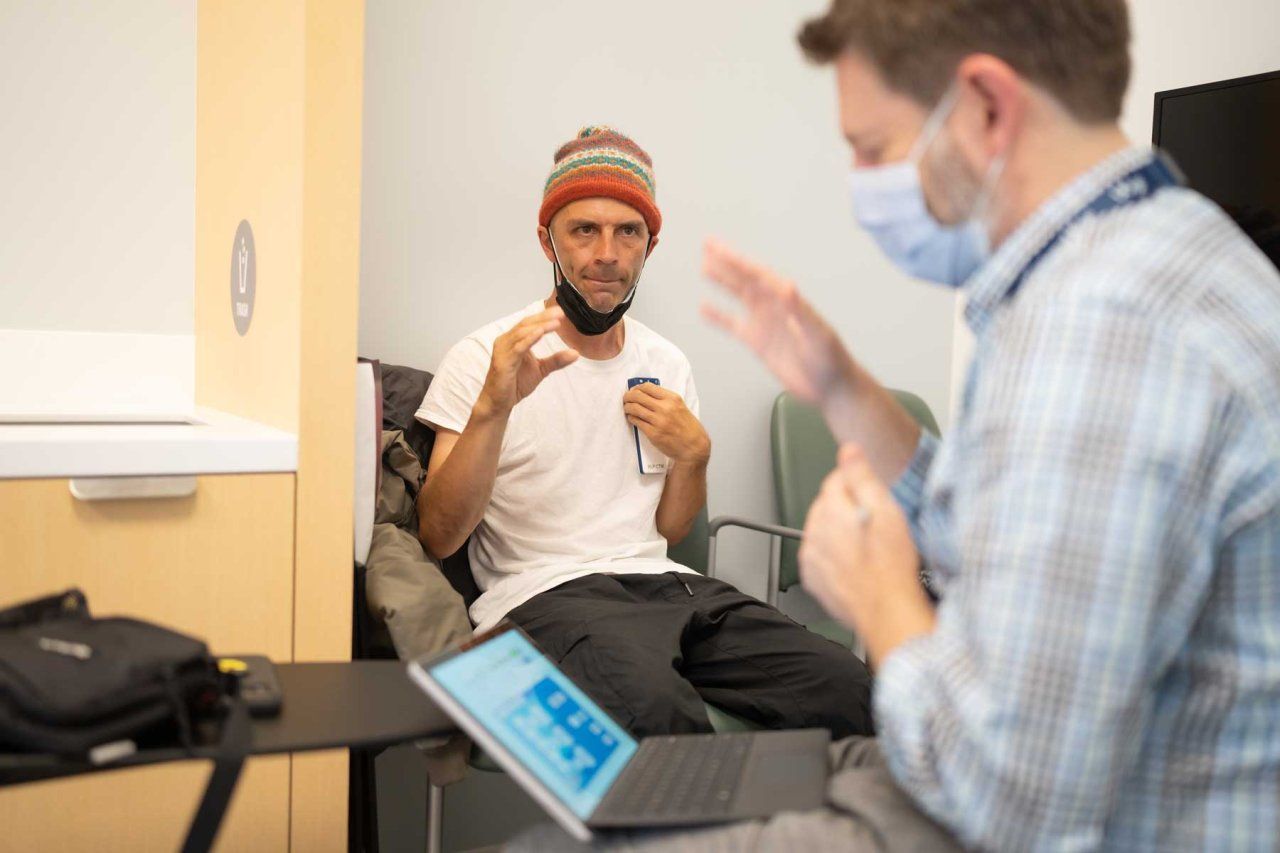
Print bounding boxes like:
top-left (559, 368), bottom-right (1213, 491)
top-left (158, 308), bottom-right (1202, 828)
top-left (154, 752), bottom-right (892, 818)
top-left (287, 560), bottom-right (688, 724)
top-left (1007, 153), bottom-right (1184, 298)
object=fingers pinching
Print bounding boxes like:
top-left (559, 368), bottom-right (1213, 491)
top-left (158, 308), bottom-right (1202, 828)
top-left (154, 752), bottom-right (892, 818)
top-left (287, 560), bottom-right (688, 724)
top-left (633, 381), bottom-right (666, 400)
top-left (509, 327), bottom-right (544, 356)
top-left (623, 402), bottom-right (655, 424)
top-left (508, 310), bottom-right (563, 355)
top-left (622, 387), bottom-right (656, 408)
top-left (820, 467), bottom-right (852, 501)
top-left (516, 307), bottom-right (561, 331)
top-left (837, 442), bottom-right (888, 519)
top-left (538, 349), bottom-right (578, 374)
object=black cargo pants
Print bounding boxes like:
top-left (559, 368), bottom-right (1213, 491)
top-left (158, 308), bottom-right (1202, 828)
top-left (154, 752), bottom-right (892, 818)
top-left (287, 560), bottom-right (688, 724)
top-left (505, 572), bottom-right (874, 739)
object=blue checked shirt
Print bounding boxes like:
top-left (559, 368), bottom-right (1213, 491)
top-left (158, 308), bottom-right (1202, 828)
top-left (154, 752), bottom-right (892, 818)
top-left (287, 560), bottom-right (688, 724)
top-left (877, 147), bottom-right (1280, 851)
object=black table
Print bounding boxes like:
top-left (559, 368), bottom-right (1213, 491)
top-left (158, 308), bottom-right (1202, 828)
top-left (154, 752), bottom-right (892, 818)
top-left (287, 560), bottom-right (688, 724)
top-left (256, 661), bottom-right (453, 752)
top-left (0, 661), bottom-right (456, 851)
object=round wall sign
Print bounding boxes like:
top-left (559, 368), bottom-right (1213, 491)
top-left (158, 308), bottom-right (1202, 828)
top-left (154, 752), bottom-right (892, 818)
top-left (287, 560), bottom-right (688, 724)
top-left (230, 220), bottom-right (256, 336)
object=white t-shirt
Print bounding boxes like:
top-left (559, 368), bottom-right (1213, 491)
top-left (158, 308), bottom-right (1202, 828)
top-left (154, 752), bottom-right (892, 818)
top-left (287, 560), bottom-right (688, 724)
top-left (417, 300), bottom-right (700, 631)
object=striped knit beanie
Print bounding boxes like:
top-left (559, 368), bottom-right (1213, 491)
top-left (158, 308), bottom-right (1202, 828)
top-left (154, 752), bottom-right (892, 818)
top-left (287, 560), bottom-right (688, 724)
top-left (539, 125), bottom-right (662, 237)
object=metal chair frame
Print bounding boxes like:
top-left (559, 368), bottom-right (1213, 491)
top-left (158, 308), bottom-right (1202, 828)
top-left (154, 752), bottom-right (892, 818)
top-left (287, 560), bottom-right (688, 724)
top-left (705, 515), bottom-right (803, 609)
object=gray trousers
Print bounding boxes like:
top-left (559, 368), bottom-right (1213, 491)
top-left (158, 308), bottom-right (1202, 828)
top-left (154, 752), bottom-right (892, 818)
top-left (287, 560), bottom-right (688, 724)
top-left (507, 737), bottom-right (962, 852)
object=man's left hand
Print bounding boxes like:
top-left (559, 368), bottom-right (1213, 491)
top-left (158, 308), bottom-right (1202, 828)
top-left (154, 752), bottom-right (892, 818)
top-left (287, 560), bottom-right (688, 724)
top-left (799, 443), bottom-right (935, 667)
top-left (623, 383), bottom-right (711, 466)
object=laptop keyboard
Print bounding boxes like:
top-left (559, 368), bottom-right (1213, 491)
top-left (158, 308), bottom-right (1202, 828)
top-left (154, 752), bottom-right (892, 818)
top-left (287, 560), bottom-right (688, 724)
top-left (604, 733), bottom-right (754, 818)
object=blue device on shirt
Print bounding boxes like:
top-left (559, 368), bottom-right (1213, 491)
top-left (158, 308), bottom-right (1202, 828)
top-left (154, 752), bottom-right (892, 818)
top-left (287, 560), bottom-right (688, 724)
top-left (627, 377), bottom-right (666, 474)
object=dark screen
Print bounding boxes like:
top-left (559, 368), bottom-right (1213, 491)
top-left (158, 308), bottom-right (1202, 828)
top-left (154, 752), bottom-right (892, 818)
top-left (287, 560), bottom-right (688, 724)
top-left (1155, 72), bottom-right (1280, 270)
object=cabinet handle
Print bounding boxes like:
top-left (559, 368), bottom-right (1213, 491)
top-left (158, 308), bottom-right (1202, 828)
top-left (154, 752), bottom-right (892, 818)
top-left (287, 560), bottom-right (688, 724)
top-left (69, 476), bottom-right (197, 501)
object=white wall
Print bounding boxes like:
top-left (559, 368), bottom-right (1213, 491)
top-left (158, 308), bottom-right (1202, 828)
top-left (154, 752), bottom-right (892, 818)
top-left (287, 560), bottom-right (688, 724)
top-left (359, 0), bottom-right (958, 600)
top-left (949, 0), bottom-right (1280, 411)
top-left (0, 1), bottom-right (195, 335)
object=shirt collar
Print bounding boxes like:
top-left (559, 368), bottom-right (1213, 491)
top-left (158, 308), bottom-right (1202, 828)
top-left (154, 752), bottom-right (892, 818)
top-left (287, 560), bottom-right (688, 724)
top-left (962, 145), bottom-right (1158, 335)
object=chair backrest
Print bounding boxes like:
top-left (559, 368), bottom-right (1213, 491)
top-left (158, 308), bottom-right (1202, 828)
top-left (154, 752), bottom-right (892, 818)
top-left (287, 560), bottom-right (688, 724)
top-left (352, 566), bottom-right (398, 660)
top-left (667, 506), bottom-right (710, 575)
top-left (441, 544), bottom-right (484, 611)
top-left (771, 389), bottom-right (939, 592)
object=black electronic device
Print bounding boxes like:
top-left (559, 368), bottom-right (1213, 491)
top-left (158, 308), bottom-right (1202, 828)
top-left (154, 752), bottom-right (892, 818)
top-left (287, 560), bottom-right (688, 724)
top-left (1154, 69), bottom-right (1280, 270)
top-left (218, 655), bottom-right (283, 718)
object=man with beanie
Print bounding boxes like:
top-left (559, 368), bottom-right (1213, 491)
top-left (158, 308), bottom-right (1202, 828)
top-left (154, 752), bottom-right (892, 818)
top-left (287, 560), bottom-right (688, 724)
top-left (513, 0), bottom-right (1280, 849)
top-left (415, 126), bottom-right (874, 740)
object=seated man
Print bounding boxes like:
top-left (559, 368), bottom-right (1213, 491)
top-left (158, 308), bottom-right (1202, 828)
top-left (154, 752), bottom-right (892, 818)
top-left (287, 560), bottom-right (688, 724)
top-left (415, 125), bottom-right (873, 739)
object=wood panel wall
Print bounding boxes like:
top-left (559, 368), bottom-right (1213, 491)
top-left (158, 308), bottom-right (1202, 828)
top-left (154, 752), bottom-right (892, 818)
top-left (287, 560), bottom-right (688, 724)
top-left (195, 0), bottom-right (363, 847)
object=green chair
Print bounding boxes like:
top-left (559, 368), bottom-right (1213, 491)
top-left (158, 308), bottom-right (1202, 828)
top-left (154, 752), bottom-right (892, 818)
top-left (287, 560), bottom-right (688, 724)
top-left (704, 389), bottom-right (940, 647)
top-left (666, 507), bottom-right (710, 575)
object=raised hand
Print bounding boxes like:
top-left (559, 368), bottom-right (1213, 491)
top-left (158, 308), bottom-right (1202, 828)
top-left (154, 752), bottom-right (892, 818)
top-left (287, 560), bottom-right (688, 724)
top-left (701, 238), bottom-right (856, 407)
top-left (479, 307), bottom-right (579, 416)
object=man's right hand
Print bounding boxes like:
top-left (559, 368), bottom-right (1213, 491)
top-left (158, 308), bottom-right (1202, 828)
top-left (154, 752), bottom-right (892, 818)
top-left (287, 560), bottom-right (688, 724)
top-left (700, 237), bottom-right (923, 486)
top-left (700, 237), bottom-right (858, 409)
top-left (477, 307), bottom-right (579, 417)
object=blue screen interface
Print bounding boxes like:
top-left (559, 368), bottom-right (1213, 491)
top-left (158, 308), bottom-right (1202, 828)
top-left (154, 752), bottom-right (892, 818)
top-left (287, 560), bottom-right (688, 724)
top-left (430, 629), bottom-right (639, 819)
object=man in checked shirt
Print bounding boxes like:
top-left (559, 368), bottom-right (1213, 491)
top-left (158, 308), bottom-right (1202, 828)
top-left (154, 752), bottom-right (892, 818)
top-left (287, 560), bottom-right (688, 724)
top-left (515, 0), bottom-right (1280, 851)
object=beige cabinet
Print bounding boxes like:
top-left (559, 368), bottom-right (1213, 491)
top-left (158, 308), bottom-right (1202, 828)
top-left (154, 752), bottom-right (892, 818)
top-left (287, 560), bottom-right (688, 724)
top-left (0, 0), bottom-right (365, 846)
top-left (0, 475), bottom-right (296, 851)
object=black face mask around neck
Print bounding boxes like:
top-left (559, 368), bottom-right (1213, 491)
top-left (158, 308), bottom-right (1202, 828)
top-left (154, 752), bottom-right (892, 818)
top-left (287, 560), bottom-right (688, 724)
top-left (548, 234), bottom-right (652, 337)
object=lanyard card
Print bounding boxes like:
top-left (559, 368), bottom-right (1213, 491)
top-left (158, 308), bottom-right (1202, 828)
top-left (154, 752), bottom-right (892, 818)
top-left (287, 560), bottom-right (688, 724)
top-left (627, 377), bottom-right (668, 475)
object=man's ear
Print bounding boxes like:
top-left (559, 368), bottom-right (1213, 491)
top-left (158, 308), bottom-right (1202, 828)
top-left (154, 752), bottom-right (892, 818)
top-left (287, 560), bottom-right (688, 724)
top-left (645, 235), bottom-right (660, 258)
top-left (537, 225), bottom-right (557, 264)
top-left (953, 53), bottom-right (1025, 172)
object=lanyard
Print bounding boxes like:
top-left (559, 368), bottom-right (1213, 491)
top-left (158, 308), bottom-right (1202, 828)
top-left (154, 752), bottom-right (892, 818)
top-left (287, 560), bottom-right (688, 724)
top-left (1006, 153), bottom-right (1184, 298)
top-left (960, 154), bottom-right (1184, 423)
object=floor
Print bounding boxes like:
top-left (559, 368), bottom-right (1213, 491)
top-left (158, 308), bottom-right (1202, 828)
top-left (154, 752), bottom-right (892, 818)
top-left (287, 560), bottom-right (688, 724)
top-left (375, 741), bottom-right (548, 852)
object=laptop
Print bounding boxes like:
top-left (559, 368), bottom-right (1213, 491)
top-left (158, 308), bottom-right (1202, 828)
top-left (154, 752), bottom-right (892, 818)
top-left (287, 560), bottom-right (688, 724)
top-left (407, 621), bottom-right (830, 843)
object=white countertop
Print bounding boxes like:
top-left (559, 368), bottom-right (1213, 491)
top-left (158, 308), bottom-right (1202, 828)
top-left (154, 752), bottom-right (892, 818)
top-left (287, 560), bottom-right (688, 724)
top-left (0, 407), bottom-right (298, 479)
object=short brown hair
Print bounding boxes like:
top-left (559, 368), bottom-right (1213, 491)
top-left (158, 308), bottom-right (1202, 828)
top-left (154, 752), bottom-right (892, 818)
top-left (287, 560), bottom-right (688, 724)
top-left (797, 0), bottom-right (1131, 123)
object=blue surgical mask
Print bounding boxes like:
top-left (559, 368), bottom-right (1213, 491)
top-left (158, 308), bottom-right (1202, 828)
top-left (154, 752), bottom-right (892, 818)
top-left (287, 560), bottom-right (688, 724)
top-left (848, 87), bottom-right (1002, 288)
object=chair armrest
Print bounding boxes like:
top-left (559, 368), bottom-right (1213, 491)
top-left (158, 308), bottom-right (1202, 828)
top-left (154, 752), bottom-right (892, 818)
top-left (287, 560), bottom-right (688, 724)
top-left (706, 515), bottom-right (803, 607)
top-left (708, 515), bottom-right (804, 541)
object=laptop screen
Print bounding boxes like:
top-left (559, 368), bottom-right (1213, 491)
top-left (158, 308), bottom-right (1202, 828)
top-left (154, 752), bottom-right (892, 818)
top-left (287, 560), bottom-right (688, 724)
top-left (428, 626), bottom-right (639, 819)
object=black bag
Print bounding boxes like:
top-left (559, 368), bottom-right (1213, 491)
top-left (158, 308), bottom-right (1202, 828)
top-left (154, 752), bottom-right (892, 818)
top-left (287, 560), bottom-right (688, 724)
top-left (0, 589), bottom-right (229, 758)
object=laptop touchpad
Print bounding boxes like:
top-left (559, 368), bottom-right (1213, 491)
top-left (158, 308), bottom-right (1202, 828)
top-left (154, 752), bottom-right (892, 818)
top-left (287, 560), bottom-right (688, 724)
top-left (733, 731), bottom-right (828, 815)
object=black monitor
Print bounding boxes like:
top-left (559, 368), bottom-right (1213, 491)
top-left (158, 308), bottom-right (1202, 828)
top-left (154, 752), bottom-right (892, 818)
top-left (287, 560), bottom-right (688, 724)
top-left (1153, 69), bottom-right (1280, 270)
